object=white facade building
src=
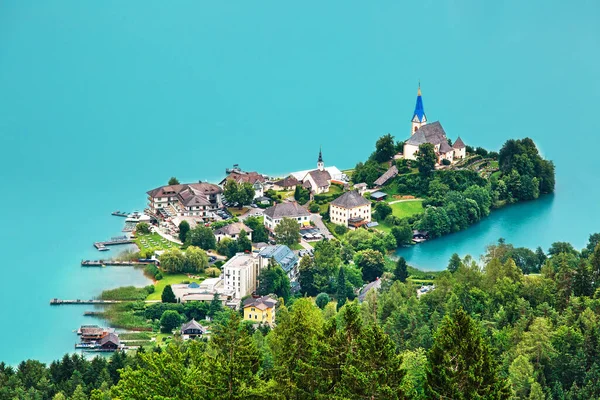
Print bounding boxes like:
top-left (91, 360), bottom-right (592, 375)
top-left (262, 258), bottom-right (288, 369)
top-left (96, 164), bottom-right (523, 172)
top-left (222, 253), bottom-right (262, 299)
top-left (329, 190), bottom-right (372, 228)
top-left (263, 202), bottom-right (311, 231)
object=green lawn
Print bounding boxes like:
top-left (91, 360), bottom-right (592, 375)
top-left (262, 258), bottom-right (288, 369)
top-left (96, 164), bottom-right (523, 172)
top-left (135, 232), bottom-right (180, 252)
top-left (147, 273), bottom-right (206, 301)
top-left (289, 243), bottom-right (304, 251)
top-left (390, 200), bottom-right (424, 218)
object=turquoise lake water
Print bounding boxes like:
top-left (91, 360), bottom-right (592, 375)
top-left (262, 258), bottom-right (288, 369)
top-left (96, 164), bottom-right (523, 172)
top-left (1, 1), bottom-right (599, 364)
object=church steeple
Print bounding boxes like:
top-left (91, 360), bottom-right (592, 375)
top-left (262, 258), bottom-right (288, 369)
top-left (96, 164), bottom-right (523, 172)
top-left (411, 83), bottom-right (427, 135)
top-left (317, 146), bottom-right (324, 171)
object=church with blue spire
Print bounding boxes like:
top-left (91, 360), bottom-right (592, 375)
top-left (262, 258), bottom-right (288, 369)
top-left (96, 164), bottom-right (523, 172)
top-left (402, 84), bottom-right (466, 164)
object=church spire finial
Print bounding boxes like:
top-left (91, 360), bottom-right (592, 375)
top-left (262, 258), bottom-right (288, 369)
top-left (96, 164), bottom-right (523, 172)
top-left (411, 82), bottom-right (427, 135)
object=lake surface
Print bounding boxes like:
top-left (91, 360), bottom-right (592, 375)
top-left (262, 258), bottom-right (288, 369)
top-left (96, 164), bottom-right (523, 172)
top-left (1, 1), bottom-right (599, 364)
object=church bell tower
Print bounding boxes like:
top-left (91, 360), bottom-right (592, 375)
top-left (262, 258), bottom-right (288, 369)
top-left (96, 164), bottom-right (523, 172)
top-left (411, 83), bottom-right (427, 135)
top-left (317, 147), bottom-right (324, 171)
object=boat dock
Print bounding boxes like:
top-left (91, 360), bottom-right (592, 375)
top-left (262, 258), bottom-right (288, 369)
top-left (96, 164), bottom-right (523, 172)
top-left (93, 235), bottom-right (134, 250)
top-left (81, 259), bottom-right (157, 267)
top-left (111, 211), bottom-right (130, 217)
top-left (50, 299), bottom-right (122, 305)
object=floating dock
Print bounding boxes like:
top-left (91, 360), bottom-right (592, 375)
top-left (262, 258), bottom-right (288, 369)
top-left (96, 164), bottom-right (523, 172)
top-left (50, 299), bottom-right (122, 305)
top-left (81, 259), bottom-right (157, 267)
top-left (93, 236), bottom-right (134, 250)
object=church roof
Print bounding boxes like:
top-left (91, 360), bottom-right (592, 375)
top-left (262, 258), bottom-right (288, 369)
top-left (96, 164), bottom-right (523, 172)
top-left (405, 121), bottom-right (447, 146)
top-left (412, 86), bottom-right (426, 123)
top-left (439, 141), bottom-right (453, 154)
top-left (453, 137), bottom-right (466, 149)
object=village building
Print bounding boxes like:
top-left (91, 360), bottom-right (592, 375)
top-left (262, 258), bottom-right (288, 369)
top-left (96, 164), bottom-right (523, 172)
top-left (402, 86), bottom-right (466, 164)
top-left (329, 190), bottom-right (372, 229)
top-left (257, 244), bottom-right (299, 281)
top-left (353, 183), bottom-right (368, 195)
top-left (222, 253), bottom-right (262, 299)
top-left (263, 202), bottom-right (311, 231)
top-left (170, 280), bottom-right (231, 304)
top-left (272, 176), bottom-right (300, 191)
top-left (290, 148), bottom-right (347, 193)
top-left (219, 167), bottom-right (267, 199)
top-left (214, 221), bottom-right (253, 242)
top-left (374, 165), bottom-right (399, 187)
top-left (180, 319), bottom-right (207, 339)
top-left (370, 191), bottom-right (388, 201)
top-left (243, 295), bottom-right (277, 326)
top-left (358, 277), bottom-right (382, 302)
top-left (147, 182), bottom-right (223, 220)
top-left (99, 333), bottom-right (120, 351)
top-left (79, 326), bottom-right (107, 343)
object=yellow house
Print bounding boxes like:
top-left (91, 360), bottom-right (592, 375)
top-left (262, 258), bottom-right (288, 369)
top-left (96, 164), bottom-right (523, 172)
top-left (243, 296), bottom-right (277, 326)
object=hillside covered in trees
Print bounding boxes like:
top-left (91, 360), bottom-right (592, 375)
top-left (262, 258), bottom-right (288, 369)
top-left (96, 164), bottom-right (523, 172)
top-left (350, 135), bottom-right (555, 238)
top-left (4, 233), bottom-right (600, 399)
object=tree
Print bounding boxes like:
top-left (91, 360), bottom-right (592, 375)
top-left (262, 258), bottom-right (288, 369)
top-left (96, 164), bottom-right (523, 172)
top-left (274, 217), bottom-right (300, 246)
top-left (236, 229), bottom-right (252, 253)
top-left (529, 382), bottom-right (545, 400)
top-left (160, 248), bottom-right (186, 273)
top-left (391, 220), bottom-right (412, 246)
top-left (135, 222), bottom-right (151, 234)
top-left (238, 182), bottom-right (256, 207)
top-left (574, 260), bottom-right (593, 297)
top-left (159, 310), bottom-right (181, 333)
top-left (178, 220), bottom-right (190, 243)
top-left (184, 246), bottom-right (209, 273)
top-left (448, 253), bottom-right (462, 273)
top-left (208, 292), bottom-right (223, 318)
top-left (298, 255), bottom-right (318, 296)
top-left (336, 266), bottom-right (348, 310)
top-left (590, 243), bottom-right (600, 289)
top-left (426, 308), bottom-right (511, 399)
top-left (394, 257), bottom-right (408, 282)
top-left (161, 285), bottom-right (177, 303)
top-left (200, 312), bottom-right (263, 399)
top-left (400, 348), bottom-right (428, 400)
top-left (315, 293), bottom-right (330, 309)
top-left (223, 179), bottom-right (241, 205)
top-left (373, 133), bottom-right (396, 162)
top-left (374, 202), bottom-right (392, 221)
top-left (186, 225), bottom-right (216, 250)
top-left (168, 177), bottom-right (180, 185)
top-left (257, 259), bottom-right (290, 302)
top-left (217, 237), bottom-right (238, 258)
top-left (71, 384), bottom-right (88, 400)
top-left (509, 355), bottom-right (535, 399)
top-left (416, 143), bottom-right (436, 176)
top-left (244, 216), bottom-right (269, 243)
top-left (354, 249), bottom-right (385, 282)
top-left (294, 185), bottom-right (310, 205)
top-left (352, 160), bottom-right (381, 187)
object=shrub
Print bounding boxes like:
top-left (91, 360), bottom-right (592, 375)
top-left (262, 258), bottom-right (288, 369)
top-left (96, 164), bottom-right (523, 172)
top-left (136, 222), bottom-right (151, 234)
top-left (334, 224), bottom-right (348, 236)
top-left (206, 267), bottom-right (221, 277)
top-left (315, 293), bottom-right (330, 309)
top-left (384, 214), bottom-right (400, 226)
top-left (155, 272), bottom-right (163, 280)
top-left (309, 203), bottom-right (320, 213)
top-left (160, 310), bottom-right (182, 333)
top-left (442, 159), bottom-right (451, 166)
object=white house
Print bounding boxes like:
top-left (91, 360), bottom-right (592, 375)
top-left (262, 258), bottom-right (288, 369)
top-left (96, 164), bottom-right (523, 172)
top-left (222, 253), bottom-right (262, 299)
top-left (263, 202), bottom-right (311, 231)
top-left (146, 182), bottom-right (223, 220)
top-left (214, 222), bottom-right (253, 242)
top-left (329, 190), bottom-right (372, 228)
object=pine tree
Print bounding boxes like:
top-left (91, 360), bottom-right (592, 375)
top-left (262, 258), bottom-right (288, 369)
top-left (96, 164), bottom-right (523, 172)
top-left (336, 266), bottom-right (348, 310)
top-left (208, 292), bottom-right (223, 318)
top-left (394, 257), bottom-right (409, 282)
top-left (426, 308), bottom-right (511, 399)
top-left (573, 260), bottom-right (593, 297)
top-left (448, 253), bottom-right (462, 273)
top-left (529, 382), bottom-right (545, 400)
top-left (161, 284), bottom-right (177, 303)
top-left (200, 312), bottom-right (263, 399)
top-left (71, 385), bottom-right (88, 400)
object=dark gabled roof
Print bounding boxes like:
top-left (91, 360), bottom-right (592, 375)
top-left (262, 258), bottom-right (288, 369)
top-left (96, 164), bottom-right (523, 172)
top-left (453, 137), bottom-right (466, 149)
top-left (243, 295), bottom-right (277, 310)
top-left (274, 176), bottom-right (300, 188)
top-left (439, 140), bottom-right (453, 154)
top-left (306, 169), bottom-right (331, 188)
top-left (181, 319), bottom-right (206, 333)
top-left (147, 182), bottom-right (222, 199)
top-left (358, 278), bottom-right (382, 302)
top-left (330, 190), bottom-right (370, 209)
top-left (405, 121), bottom-right (447, 146)
top-left (264, 202), bottom-right (310, 219)
top-left (374, 165), bottom-right (398, 186)
top-left (219, 171), bottom-right (266, 186)
top-left (214, 222), bottom-right (253, 236)
top-left (99, 333), bottom-right (120, 346)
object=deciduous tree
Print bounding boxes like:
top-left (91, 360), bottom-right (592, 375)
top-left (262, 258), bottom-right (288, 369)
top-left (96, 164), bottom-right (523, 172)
top-left (274, 217), bottom-right (300, 246)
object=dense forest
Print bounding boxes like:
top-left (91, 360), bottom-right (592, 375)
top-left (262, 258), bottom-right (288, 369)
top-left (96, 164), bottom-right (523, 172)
top-left (4, 233), bottom-right (600, 399)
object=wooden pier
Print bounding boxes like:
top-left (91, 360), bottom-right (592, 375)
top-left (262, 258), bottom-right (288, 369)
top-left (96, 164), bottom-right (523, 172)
top-left (111, 211), bottom-right (130, 217)
top-left (81, 259), bottom-right (157, 267)
top-left (50, 298), bottom-right (122, 305)
top-left (93, 236), bottom-right (134, 250)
